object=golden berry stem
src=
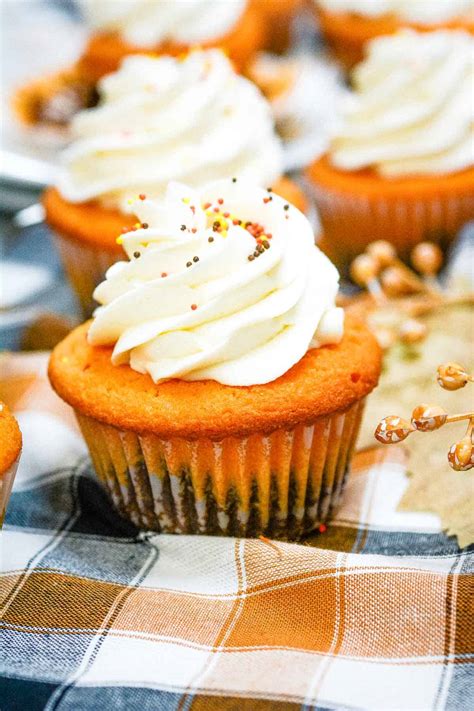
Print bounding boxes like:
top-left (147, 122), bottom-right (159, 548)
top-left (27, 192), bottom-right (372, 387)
top-left (367, 278), bottom-right (387, 305)
top-left (392, 258), bottom-right (437, 296)
top-left (445, 412), bottom-right (474, 424)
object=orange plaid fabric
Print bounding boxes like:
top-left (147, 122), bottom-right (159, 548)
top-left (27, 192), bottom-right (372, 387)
top-left (1, 354), bottom-right (473, 710)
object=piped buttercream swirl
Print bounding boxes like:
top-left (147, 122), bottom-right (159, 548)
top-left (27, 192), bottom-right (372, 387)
top-left (78, 0), bottom-right (246, 47)
top-left (88, 179), bottom-right (343, 386)
top-left (315, 0), bottom-right (474, 24)
top-left (58, 50), bottom-right (283, 210)
top-left (330, 30), bottom-right (474, 177)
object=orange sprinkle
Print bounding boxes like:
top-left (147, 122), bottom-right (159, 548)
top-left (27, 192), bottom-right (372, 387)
top-left (258, 535), bottom-right (282, 558)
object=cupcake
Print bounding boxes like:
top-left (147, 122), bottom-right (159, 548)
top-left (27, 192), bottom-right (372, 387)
top-left (48, 179), bottom-right (381, 540)
top-left (43, 49), bottom-right (307, 316)
top-left (77, 0), bottom-right (266, 81)
top-left (306, 30), bottom-right (474, 272)
top-left (312, 0), bottom-right (474, 69)
top-left (0, 402), bottom-right (22, 526)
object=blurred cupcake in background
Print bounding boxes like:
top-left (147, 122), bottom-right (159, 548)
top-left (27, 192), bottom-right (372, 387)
top-left (0, 402), bottom-right (22, 527)
top-left (249, 51), bottom-right (348, 171)
top-left (49, 178), bottom-right (381, 540)
top-left (77, 0), bottom-right (266, 81)
top-left (312, 0), bottom-right (474, 69)
top-left (307, 29), bottom-right (474, 272)
top-left (44, 49), bottom-right (307, 316)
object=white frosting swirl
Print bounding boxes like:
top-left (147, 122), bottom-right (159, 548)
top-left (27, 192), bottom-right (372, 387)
top-left (330, 30), bottom-right (474, 177)
top-left (78, 0), bottom-right (246, 47)
top-left (315, 0), bottom-right (474, 24)
top-left (58, 50), bottom-right (283, 210)
top-left (88, 179), bottom-right (343, 386)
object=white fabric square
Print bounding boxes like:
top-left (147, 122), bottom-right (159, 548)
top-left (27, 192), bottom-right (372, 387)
top-left (315, 657), bottom-right (443, 710)
top-left (140, 535), bottom-right (240, 595)
top-left (0, 529), bottom-right (53, 573)
top-left (81, 636), bottom-right (211, 689)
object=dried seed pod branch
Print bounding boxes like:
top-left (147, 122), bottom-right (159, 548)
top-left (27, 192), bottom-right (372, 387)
top-left (374, 364), bottom-right (474, 471)
top-left (349, 240), bottom-right (472, 350)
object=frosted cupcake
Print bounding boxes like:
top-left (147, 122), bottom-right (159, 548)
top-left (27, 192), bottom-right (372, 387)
top-left (77, 0), bottom-right (266, 80)
top-left (43, 49), bottom-right (307, 315)
top-left (307, 30), bottom-right (474, 271)
top-left (313, 0), bottom-right (474, 69)
top-left (0, 402), bottom-right (22, 526)
top-left (49, 179), bottom-right (381, 539)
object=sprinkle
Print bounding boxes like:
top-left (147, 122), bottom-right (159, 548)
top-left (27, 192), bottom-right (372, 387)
top-left (190, 206), bottom-right (196, 215)
top-left (127, 198), bottom-right (135, 205)
top-left (213, 207), bottom-right (220, 213)
top-left (182, 197), bottom-right (190, 204)
top-left (191, 304), bottom-right (198, 310)
top-left (253, 250), bottom-right (260, 258)
top-left (191, 228), bottom-right (197, 233)
top-left (232, 177), bottom-right (237, 182)
top-left (233, 219), bottom-right (241, 225)
top-left (133, 251), bottom-right (141, 258)
top-left (139, 193), bottom-right (146, 201)
top-left (208, 236), bottom-right (214, 243)
top-left (116, 236), bottom-right (123, 244)
top-left (181, 224), bottom-right (187, 231)
top-left (193, 256), bottom-right (199, 263)
top-left (262, 240), bottom-right (270, 249)
top-left (318, 524), bottom-right (327, 534)
top-left (218, 198), bottom-right (224, 205)
top-left (256, 244), bottom-right (264, 254)
top-left (203, 202), bottom-right (211, 209)
top-left (161, 272), bottom-right (167, 278)
top-left (266, 233), bottom-right (272, 239)
top-left (134, 222), bottom-right (141, 229)
top-left (284, 204), bottom-right (289, 211)
top-left (186, 261), bottom-right (192, 267)
top-left (248, 254), bottom-right (255, 261)
top-left (263, 197), bottom-right (272, 204)
top-left (142, 223), bottom-right (149, 229)
top-left (267, 187), bottom-right (273, 193)
top-left (223, 212), bottom-right (230, 218)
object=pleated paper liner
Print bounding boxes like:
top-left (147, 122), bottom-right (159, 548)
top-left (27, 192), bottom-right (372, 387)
top-left (54, 231), bottom-right (119, 318)
top-left (0, 458), bottom-right (20, 527)
top-left (75, 399), bottom-right (365, 540)
top-left (307, 170), bottom-right (474, 273)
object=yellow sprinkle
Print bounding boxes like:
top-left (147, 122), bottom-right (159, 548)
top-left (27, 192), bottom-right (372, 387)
top-left (116, 236), bottom-right (123, 244)
top-left (127, 198), bottom-right (135, 205)
top-left (134, 222), bottom-right (141, 229)
top-left (182, 197), bottom-right (190, 204)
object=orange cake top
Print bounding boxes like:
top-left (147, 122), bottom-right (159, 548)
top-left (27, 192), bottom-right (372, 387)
top-left (307, 155), bottom-right (474, 198)
top-left (49, 315), bottom-right (381, 439)
top-left (0, 402), bottom-right (22, 475)
top-left (78, 3), bottom-right (265, 80)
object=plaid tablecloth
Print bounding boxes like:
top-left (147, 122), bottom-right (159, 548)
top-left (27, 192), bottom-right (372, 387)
top-left (1, 353), bottom-right (473, 711)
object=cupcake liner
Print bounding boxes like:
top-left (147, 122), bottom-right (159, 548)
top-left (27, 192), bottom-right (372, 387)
top-left (310, 185), bottom-right (474, 272)
top-left (0, 457), bottom-right (20, 528)
top-left (75, 399), bottom-right (365, 540)
top-left (53, 231), bottom-right (119, 318)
